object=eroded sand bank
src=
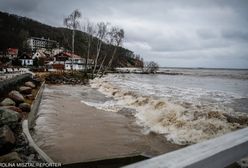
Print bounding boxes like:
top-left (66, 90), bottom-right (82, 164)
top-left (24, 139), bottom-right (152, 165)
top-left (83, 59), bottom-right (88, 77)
top-left (33, 85), bottom-right (181, 164)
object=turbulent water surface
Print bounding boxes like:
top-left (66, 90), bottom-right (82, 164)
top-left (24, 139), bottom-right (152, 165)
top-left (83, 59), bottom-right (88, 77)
top-left (86, 68), bottom-right (248, 145)
top-left (33, 85), bottom-right (181, 163)
top-left (33, 68), bottom-right (248, 163)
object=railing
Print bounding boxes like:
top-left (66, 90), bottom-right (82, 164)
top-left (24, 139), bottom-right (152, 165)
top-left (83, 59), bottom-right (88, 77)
top-left (123, 127), bottom-right (248, 168)
top-left (0, 68), bottom-right (29, 81)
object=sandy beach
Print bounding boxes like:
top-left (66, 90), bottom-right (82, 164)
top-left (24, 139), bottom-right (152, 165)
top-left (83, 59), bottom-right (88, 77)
top-left (33, 84), bottom-right (181, 164)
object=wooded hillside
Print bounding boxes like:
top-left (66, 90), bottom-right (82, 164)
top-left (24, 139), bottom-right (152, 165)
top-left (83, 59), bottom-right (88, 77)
top-left (0, 11), bottom-right (143, 67)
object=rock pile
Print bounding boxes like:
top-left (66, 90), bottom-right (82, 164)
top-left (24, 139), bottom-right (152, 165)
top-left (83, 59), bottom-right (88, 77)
top-left (0, 125), bottom-right (16, 155)
top-left (0, 80), bottom-right (42, 163)
top-left (19, 103), bottom-right (31, 112)
top-left (0, 108), bottom-right (21, 128)
top-left (1, 90), bottom-right (31, 115)
top-left (19, 86), bottom-right (32, 94)
top-left (0, 98), bottom-right (16, 106)
top-left (45, 72), bottom-right (88, 85)
top-left (9, 91), bottom-right (25, 103)
top-left (0, 108), bottom-right (22, 162)
top-left (25, 81), bottom-right (36, 88)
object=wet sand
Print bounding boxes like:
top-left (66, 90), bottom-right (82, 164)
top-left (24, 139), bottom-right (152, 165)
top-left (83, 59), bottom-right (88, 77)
top-left (33, 85), bottom-right (181, 164)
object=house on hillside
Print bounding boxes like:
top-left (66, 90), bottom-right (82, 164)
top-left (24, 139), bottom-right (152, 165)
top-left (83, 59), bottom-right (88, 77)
top-left (52, 48), bottom-right (64, 56)
top-left (32, 50), bottom-right (47, 59)
top-left (65, 55), bottom-right (85, 70)
top-left (48, 51), bottom-right (94, 71)
top-left (19, 53), bottom-right (33, 66)
top-left (6, 48), bottom-right (18, 59)
top-left (53, 52), bottom-right (85, 70)
top-left (64, 52), bottom-right (95, 70)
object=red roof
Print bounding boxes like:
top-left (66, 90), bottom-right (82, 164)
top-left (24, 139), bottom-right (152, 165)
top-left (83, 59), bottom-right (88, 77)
top-left (52, 64), bottom-right (65, 70)
top-left (62, 52), bottom-right (81, 59)
top-left (7, 48), bottom-right (18, 55)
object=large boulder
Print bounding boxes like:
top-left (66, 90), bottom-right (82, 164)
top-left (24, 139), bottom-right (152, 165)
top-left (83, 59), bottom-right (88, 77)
top-left (0, 108), bottom-right (21, 128)
top-left (0, 152), bottom-right (22, 163)
top-left (25, 94), bottom-right (35, 100)
top-left (32, 78), bottom-right (42, 86)
top-left (19, 103), bottom-right (31, 112)
top-left (0, 98), bottom-right (16, 106)
top-left (0, 125), bottom-right (15, 155)
top-left (19, 86), bottom-right (32, 94)
top-left (0, 106), bottom-right (22, 113)
top-left (8, 91), bottom-right (25, 103)
top-left (25, 81), bottom-right (36, 88)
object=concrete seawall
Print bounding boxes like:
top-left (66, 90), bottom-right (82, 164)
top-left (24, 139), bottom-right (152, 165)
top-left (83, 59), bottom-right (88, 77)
top-left (22, 82), bottom-right (54, 163)
top-left (28, 81), bottom-right (45, 129)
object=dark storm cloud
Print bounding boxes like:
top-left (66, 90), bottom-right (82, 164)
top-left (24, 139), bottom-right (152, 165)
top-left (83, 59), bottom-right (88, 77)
top-left (0, 0), bottom-right (248, 68)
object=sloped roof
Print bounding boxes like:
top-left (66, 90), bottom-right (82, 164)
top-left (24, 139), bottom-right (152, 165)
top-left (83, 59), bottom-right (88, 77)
top-left (63, 52), bottom-right (81, 59)
top-left (33, 51), bottom-right (47, 58)
top-left (7, 48), bottom-right (18, 55)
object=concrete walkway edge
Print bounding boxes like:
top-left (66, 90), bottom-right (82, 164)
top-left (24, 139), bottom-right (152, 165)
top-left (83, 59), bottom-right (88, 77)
top-left (22, 81), bottom-right (54, 163)
top-left (22, 120), bottom-right (54, 163)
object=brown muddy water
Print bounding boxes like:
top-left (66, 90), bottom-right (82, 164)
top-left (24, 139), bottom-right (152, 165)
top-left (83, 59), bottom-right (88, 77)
top-left (32, 85), bottom-right (181, 164)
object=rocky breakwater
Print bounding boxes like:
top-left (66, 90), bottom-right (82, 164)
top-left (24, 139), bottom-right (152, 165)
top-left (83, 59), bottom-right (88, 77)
top-left (0, 79), bottom-right (43, 163)
top-left (44, 72), bottom-right (88, 85)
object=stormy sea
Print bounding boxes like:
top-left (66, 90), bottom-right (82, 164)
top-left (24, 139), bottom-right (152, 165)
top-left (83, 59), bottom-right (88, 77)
top-left (83, 68), bottom-right (248, 145)
top-left (32, 68), bottom-right (248, 164)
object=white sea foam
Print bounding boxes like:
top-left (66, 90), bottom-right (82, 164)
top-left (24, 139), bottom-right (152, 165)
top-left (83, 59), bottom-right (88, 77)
top-left (88, 74), bottom-right (248, 145)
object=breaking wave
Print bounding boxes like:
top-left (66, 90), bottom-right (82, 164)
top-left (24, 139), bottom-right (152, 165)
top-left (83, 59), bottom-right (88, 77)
top-left (87, 74), bottom-right (248, 145)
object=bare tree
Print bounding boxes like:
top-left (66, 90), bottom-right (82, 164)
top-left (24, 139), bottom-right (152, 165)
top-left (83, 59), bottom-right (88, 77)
top-left (97, 53), bottom-right (107, 75)
top-left (92, 22), bottom-right (109, 78)
top-left (64, 9), bottom-right (81, 54)
top-left (82, 19), bottom-right (95, 72)
top-left (143, 61), bottom-right (159, 73)
top-left (100, 27), bottom-right (124, 77)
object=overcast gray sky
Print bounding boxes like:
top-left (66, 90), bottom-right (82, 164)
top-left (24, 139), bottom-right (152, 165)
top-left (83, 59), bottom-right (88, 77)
top-left (1, 0), bottom-right (248, 68)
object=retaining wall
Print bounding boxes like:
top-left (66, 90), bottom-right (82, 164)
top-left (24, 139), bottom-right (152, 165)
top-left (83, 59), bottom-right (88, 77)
top-left (22, 82), bottom-right (54, 163)
top-left (28, 82), bottom-right (45, 129)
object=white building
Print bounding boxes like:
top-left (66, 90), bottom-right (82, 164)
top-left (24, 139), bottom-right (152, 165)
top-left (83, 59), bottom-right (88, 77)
top-left (19, 54), bottom-right (33, 66)
top-left (27, 37), bottom-right (59, 51)
top-left (65, 56), bottom-right (85, 70)
top-left (52, 48), bottom-right (64, 56)
top-left (49, 51), bottom-right (94, 71)
top-left (32, 51), bottom-right (46, 59)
